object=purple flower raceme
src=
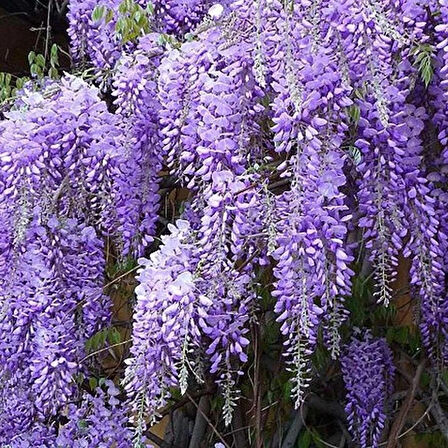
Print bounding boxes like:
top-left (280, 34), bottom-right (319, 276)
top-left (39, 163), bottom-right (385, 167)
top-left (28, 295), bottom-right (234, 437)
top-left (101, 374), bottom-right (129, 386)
top-left (67, 0), bottom-right (225, 72)
top-left (0, 76), bottom-right (126, 443)
top-left (430, 0), bottom-right (448, 166)
top-left (152, 0), bottom-right (217, 36)
top-left (341, 331), bottom-right (395, 448)
top-left (124, 219), bottom-right (201, 437)
top-left (125, 171), bottom-right (261, 430)
top-left (259, 0), bottom-right (355, 407)
top-left (67, 0), bottom-right (122, 71)
top-left (193, 171), bottom-right (259, 424)
top-left (158, 11), bottom-right (265, 188)
top-left (111, 34), bottom-right (164, 256)
top-left (342, 0), bottom-right (429, 307)
top-left (0, 218), bottom-right (108, 442)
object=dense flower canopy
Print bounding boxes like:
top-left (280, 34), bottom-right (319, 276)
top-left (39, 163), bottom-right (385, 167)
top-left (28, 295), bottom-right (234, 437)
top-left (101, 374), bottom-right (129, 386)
top-left (0, 0), bottom-right (447, 447)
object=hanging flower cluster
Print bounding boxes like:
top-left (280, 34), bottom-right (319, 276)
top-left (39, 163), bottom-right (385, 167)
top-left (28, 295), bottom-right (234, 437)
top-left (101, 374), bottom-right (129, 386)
top-left (341, 332), bottom-right (395, 448)
top-left (0, 76), bottom-right (136, 445)
top-left (1, 0), bottom-right (448, 445)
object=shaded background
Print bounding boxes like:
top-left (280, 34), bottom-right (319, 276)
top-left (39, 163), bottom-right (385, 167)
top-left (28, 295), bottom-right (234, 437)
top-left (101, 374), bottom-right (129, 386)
top-left (0, 0), bottom-right (68, 74)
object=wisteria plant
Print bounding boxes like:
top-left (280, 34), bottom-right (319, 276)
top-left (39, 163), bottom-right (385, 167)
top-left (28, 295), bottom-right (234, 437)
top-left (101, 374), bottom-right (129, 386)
top-left (0, 0), bottom-right (447, 447)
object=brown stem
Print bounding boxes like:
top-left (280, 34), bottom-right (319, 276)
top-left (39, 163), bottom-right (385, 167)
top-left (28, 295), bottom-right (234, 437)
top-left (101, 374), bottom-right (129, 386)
top-left (386, 359), bottom-right (425, 448)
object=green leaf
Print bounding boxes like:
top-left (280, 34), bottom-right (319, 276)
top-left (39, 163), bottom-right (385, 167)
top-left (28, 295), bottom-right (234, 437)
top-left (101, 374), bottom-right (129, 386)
top-left (298, 430), bottom-right (312, 448)
top-left (16, 77), bottom-right (26, 89)
top-left (310, 429), bottom-right (326, 448)
top-left (28, 51), bottom-right (36, 65)
top-left (36, 54), bottom-right (46, 68)
top-left (348, 105), bottom-right (360, 124)
top-left (146, 1), bottom-right (154, 14)
top-left (51, 43), bottom-right (58, 59)
top-left (412, 43), bottom-right (434, 88)
top-left (105, 8), bottom-right (114, 23)
top-left (108, 327), bottom-right (121, 345)
top-left (92, 5), bottom-right (105, 21)
top-left (89, 377), bottom-right (98, 390)
top-left (78, 419), bottom-right (88, 429)
top-left (49, 67), bottom-right (59, 79)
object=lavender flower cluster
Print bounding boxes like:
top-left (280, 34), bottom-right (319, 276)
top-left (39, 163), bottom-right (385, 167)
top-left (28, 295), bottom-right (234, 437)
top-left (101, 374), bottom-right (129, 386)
top-left (0, 0), bottom-right (447, 445)
top-left (341, 332), bottom-right (395, 448)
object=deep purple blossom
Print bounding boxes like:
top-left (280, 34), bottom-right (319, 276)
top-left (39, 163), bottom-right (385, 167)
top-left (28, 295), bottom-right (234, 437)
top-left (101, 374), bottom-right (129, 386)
top-left (341, 331), bottom-right (395, 448)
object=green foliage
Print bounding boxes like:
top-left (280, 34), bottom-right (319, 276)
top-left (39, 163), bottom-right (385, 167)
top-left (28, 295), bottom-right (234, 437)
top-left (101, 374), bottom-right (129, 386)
top-left (312, 342), bottom-right (331, 372)
top-left (116, 0), bottom-right (152, 43)
top-left (0, 45), bottom-right (61, 104)
top-left (49, 44), bottom-right (60, 79)
top-left (345, 273), bottom-right (371, 327)
top-left (0, 73), bottom-right (30, 104)
top-left (88, 376), bottom-right (108, 391)
top-left (29, 46), bottom-right (60, 80)
top-left (386, 325), bottom-right (420, 353)
top-left (412, 43), bottom-right (434, 88)
top-left (0, 73), bottom-right (14, 103)
top-left (85, 326), bottom-right (122, 354)
top-left (91, 0), bottom-right (182, 48)
top-left (78, 419), bottom-right (88, 429)
top-left (106, 256), bottom-right (137, 279)
top-left (353, 84), bottom-right (368, 100)
top-left (297, 429), bottom-right (312, 448)
top-left (93, 0), bottom-right (154, 45)
top-left (347, 104), bottom-right (360, 125)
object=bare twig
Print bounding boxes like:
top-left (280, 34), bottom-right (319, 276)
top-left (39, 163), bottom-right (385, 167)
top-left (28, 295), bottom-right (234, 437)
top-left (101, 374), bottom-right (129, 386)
top-left (79, 339), bottom-right (132, 363)
top-left (45, 0), bottom-right (52, 62)
top-left (386, 359), bottom-right (425, 448)
top-left (186, 392), bottom-right (231, 448)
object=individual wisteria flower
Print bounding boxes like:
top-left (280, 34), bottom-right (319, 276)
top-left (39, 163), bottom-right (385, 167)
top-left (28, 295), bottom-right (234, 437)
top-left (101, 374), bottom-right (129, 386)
top-left (341, 331), bottom-right (395, 448)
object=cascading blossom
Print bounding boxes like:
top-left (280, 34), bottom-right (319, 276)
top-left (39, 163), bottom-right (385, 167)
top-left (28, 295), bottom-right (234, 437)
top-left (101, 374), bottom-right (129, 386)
top-left (341, 332), bottom-right (395, 448)
top-left (0, 76), bottom-right (124, 443)
top-left (56, 381), bottom-right (133, 448)
top-left (124, 219), bottom-right (201, 434)
top-left (111, 33), bottom-right (164, 256)
top-left (158, 12), bottom-right (265, 189)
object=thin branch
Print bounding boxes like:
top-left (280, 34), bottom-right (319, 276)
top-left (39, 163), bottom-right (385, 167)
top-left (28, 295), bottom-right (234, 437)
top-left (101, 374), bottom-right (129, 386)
top-left (79, 339), bottom-right (132, 363)
top-left (386, 359), bottom-right (425, 448)
top-left (186, 392), bottom-right (231, 448)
